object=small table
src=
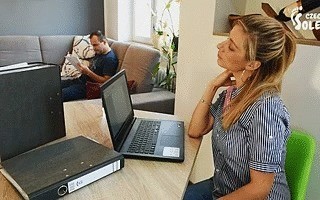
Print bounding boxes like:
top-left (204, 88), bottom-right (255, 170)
top-left (0, 99), bottom-right (201, 200)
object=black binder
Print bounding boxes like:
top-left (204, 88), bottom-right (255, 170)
top-left (0, 136), bottom-right (124, 200)
top-left (0, 63), bottom-right (66, 161)
top-left (0, 63), bottom-right (124, 199)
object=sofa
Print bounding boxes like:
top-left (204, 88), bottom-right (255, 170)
top-left (0, 35), bottom-right (175, 114)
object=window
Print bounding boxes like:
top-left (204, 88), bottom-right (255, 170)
top-left (133, 0), bottom-right (154, 43)
top-left (132, 0), bottom-right (180, 44)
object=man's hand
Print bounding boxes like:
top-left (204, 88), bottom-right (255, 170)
top-left (77, 63), bottom-right (91, 75)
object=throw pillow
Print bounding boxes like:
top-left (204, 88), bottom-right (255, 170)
top-left (86, 81), bottom-right (101, 100)
top-left (127, 80), bottom-right (137, 94)
top-left (72, 35), bottom-right (95, 59)
top-left (61, 35), bottom-right (95, 79)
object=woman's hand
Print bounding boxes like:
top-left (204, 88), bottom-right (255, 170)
top-left (209, 70), bottom-right (235, 88)
top-left (188, 70), bottom-right (235, 138)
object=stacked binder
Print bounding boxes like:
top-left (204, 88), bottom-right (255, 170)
top-left (0, 63), bottom-right (124, 199)
top-left (1, 136), bottom-right (124, 200)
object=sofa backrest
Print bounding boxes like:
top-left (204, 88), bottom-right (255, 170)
top-left (0, 35), bottom-right (74, 67)
top-left (110, 41), bottom-right (160, 93)
top-left (0, 35), bottom-right (160, 94)
top-left (0, 36), bottom-right (42, 66)
top-left (39, 35), bottom-right (74, 65)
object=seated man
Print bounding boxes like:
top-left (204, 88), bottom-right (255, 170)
top-left (61, 30), bottom-right (118, 102)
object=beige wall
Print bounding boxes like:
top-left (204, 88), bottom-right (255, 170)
top-left (104, 0), bottom-right (118, 40)
top-left (175, 0), bottom-right (320, 199)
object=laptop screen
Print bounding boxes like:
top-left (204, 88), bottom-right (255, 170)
top-left (101, 70), bottom-right (134, 150)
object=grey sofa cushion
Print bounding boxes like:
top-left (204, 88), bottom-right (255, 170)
top-left (0, 36), bottom-right (42, 66)
top-left (131, 88), bottom-right (175, 114)
top-left (40, 35), bottom-right (74, 65)
top-left (120, 44), bottom-right (160, 93)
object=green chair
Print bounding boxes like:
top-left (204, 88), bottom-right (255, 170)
top-left (285, 129), bottom-right (316, 200)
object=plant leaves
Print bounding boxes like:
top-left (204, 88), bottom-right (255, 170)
top-left (152, 62), bottom-right (161, 77)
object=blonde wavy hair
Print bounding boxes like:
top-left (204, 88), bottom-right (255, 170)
top-left (223, 15), bottom-right (296, 130)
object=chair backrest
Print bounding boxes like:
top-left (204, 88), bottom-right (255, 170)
top-left (285, 130), bottom-right (316, 200)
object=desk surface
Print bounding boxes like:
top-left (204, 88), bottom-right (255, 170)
top-left (1, 99), bottom-right (201, 200)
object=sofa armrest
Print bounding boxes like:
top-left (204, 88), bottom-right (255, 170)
top-left (131, 88), bottom-right (175, 114)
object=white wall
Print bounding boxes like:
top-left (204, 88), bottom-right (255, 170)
top-left (175, 0), bottom-right (218, 182)
top-left (175, 0), bottom-right (320, 199)
top-left (104, 0), bottom-right (132, 41)
top-left (117, 1), bottom-right (132, 42)
top-left (104, 0), bottom-right (118, 40)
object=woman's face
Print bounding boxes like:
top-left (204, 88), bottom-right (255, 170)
top-left (217, 24), bottom-right (250, 73)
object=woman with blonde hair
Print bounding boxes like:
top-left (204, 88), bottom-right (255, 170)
top-left (184, 15), bottom-right (296, 200)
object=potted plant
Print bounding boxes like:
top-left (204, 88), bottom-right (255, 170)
top-left (151, 0), bottom-right (180, 93)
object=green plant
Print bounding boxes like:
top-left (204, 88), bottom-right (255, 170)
top-left (151, 0), bottom-right (180, 92)
top-left (152, 41), bottom-right (177, 92)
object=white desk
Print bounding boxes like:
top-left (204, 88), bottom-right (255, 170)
top-left (0, 99), bottom-right (201, 200)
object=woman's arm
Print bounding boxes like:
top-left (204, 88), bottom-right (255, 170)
top-left (219, 169), bottom-right (275, 200)
top-left (188, 83), bottom-right (217, 138)
top-left (188, 70), bottom-right (235, 138)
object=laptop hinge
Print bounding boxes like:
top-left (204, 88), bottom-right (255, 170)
top-left (116, 117), bottom-right (136, 152)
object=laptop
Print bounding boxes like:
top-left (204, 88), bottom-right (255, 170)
top-left (100, 69), bottom-right (184, 162)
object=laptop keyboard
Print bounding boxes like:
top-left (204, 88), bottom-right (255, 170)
top-left (127, 120), bottom-right (161, 155)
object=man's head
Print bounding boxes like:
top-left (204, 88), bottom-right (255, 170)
top-left (89, 30), bottom-right (111, 54)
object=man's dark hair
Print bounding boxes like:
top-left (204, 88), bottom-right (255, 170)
top-left (89, 30), bottom-right (107, 42)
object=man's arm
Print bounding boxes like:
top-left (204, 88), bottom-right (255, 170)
top-left (77, 63), bottom-right (110, 83)
top-left (86, 70), bottom-right (111, 83)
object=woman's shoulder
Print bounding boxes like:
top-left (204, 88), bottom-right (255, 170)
top-left (240, 91), bottom-right (290, 127)
top-left (251, 91), bottom-right (288, 113)
top-left (257, 91), bottom-right (286, 107)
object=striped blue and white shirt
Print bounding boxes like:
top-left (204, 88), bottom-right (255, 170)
top-left (210, 87), bottom-right (291, 199)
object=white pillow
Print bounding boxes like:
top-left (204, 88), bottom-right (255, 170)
top-left (72, 35), bottom-right (95, 59)
top-left (61, 35), bottom-right (95, 79)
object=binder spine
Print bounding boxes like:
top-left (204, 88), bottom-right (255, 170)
top-left (31, 157), bottom-right (124, 200)
top-left (67, 160), bottom-right (122, 193)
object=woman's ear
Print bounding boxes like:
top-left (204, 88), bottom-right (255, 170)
top-left (246, 60), bottom-right (261, 71)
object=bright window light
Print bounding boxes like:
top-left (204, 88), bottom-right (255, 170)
top-left (133, 0), bottom-right (153, 43)
top-left (132, 0), bottom-right (180, 44)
